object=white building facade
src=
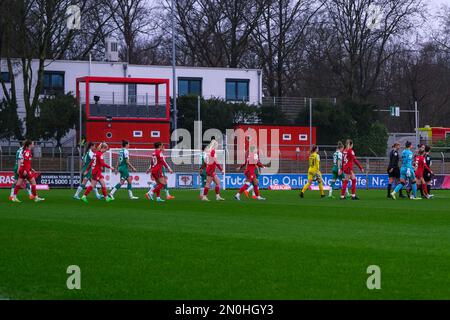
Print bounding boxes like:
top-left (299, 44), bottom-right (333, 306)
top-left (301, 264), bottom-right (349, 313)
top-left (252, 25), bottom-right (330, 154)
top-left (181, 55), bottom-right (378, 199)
top-left (0, 59), bottom-right (263, 118)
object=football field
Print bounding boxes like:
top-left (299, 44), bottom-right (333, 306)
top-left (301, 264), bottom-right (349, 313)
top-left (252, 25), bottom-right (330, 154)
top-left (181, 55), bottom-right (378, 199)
top-left (0, 189), bottom-right (449, 300)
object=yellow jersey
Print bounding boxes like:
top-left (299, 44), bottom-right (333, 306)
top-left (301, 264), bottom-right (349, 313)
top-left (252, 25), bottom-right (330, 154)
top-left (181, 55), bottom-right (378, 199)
top-left (308, 152), bottom-right (320, 172)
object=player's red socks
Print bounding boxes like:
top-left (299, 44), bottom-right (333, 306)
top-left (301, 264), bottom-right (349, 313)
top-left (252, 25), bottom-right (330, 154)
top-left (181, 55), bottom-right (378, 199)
top-left (239, 184), bottom-right (248, 194)
top-left (154, 184), bottom-right (163, 197)
top-left (351, 179), bottom-right (357, 195)
top-left (31, 184), bottom-right (37, 197)
top-left (102, 187), bottom-right (107, 198)
top-left (254, 185), bottom-right (260, 197)
top-left (422, 185), bottom-right (429, 197)
top-left (215, 186), bottom-right (220, 194)
top-left (341, 180), bottom-right (348, 197)
top-left (85, 186), bottom-right (93, 196)
top-left (14, 184), bottom-right (20, 195)
top-left (203, 187), bottom-right (209, 196)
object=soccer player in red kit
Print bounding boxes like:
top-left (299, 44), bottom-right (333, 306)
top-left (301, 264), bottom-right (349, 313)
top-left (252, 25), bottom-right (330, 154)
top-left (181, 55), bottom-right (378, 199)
top-left (235, 145), bottom-right (266, 201)
top-left (341, 139), bottom-right (364, 200)
top-left (200, 140), bottom-right (225, 201)
top-left (145, 142), bottom-right (173, 202)
top-left (81, 143), bottom-right (115, 203)
top-left (415, 149), bottom-right (433, 199)
top-left (11, 140), bottom-right (45, 203)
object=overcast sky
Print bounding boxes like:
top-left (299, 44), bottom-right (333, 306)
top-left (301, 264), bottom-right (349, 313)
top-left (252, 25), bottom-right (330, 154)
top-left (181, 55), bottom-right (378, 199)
top-left (428, 0), bottom-right (448, 13)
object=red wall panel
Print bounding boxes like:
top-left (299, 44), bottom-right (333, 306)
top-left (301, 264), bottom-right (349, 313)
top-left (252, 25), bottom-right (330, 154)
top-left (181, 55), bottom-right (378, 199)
top-left (233, 124), bottom-right (317, 160)
top-left (86, 121), bottom-right (170, 148)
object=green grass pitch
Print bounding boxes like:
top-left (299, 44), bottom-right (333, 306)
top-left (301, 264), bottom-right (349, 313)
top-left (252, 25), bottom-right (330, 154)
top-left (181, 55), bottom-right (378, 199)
top-left (0, 188), bottom-right (449, 300)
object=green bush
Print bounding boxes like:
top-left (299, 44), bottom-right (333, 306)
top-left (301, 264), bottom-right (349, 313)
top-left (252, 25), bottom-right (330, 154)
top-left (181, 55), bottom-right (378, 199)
top-left (37, 93), bottom-right (79, 146)
top-left (0, 99), bottom-right (23, 140)
top-left (296, 99), bottom-right (389, 156)
top-left (433, 137), bottom-right (450, 148)
top-left (177, 96), bottom-right (260, 142)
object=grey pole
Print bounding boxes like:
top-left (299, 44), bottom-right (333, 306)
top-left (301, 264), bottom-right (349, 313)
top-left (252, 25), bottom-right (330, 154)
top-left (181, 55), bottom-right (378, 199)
top-left (309, 98), bottom-right (313, 150)
top-left (171, 0), bottom-right (178, 142)
top-left (415, 101), bottom-right (419, 147)
top-left (198, 95), bottom-right (201, 148)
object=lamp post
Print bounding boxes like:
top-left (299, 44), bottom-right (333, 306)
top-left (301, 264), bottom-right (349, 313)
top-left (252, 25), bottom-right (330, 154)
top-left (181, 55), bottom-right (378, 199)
top-left (171, 0), bottom-right (178, 142)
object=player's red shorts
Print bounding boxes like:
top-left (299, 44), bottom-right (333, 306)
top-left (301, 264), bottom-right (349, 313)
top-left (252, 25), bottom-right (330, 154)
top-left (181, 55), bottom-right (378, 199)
top-left (343, 166), bottom-right (353, 175)
top-left (415, 170), bottom-right (424, 179)
top-left (206, 166), bottom-right (216, 177)
top-left (18, 167), bottom-right (35, 180)
top-left (245, 168), bottom-right (256, 181)
top-left (91, 170), bottom-right (104, 181)
top-left (151, 168), bottom-right (163, 181)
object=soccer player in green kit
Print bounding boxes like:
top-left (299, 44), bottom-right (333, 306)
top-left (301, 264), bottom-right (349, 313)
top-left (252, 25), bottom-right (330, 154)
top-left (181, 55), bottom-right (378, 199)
top-left (109, 140), bottom-right (139, 200)
top-left (74, 142), bottom-right (103, 200)
top-left (199, 146), bottom-right (208, 198)
top-left (9, 141), bottom-right (33, 201)
top-left (329, 141), bottom-right (349, 198)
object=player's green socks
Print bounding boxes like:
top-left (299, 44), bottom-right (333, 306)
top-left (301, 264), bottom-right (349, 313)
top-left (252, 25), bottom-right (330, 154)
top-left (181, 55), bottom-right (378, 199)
top-left (329, 181), bottom-right (336, 196)
top-left (127, 183), bottom-right (134, 198)
top-left (110, 183), bottom-right (122, 196)
top-left (164, 185), bottom-right (170, 197)
top-left (74, 184), bottom-right (84, 197)
top-left (24, 183), bottom-right (31, 196)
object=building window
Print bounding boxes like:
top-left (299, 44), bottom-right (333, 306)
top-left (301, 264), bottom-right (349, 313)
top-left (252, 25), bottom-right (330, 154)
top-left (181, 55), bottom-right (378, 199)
top-left (128, 84), bottom-right (137, 104)
top-left (226, 79), bottom-right (249, 102)
top-left (151, 131), bottom-right (161, 138)
top-left (299, 134), bottom-right (308, 141)
top-left (1, 72), bottom-right (10, 83)
top-left (178, 77), bottom-right (202, 96)
top-left (283, 134), bottom-right (292, 141)
top-left (133, 131), bottom-right (143, 138)
top-left (42, 71), bottom-right (65, 95)
top-left (111, 42), bottom-right (118, 52)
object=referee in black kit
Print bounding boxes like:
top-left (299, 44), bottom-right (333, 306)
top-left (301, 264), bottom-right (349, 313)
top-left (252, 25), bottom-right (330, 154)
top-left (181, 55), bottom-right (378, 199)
top-left (387, 143), bottom-right (405, 198)
top-left (424, 145), bottom-right (434, 197)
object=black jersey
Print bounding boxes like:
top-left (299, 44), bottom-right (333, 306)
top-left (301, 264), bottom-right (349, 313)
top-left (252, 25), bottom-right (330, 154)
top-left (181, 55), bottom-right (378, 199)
top-left (424, 154), bottom-right (432, 172)
top-left (388, 150), bottom-right (400, 168)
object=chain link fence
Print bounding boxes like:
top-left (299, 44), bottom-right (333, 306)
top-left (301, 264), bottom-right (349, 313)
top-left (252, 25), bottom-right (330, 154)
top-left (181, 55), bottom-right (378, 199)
top-left (1, 144), bottom-right (449, 175)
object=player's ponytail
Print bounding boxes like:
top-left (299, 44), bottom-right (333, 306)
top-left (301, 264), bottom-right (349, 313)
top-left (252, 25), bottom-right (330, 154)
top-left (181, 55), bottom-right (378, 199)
top-left (311, 145), bottom-right (318, 154)
top-left (346, 139), bottom-right (353, 149)
top-left (23, 139), bottom-right (33, 149)
top-left (208, 139), bottom-right (218, 152)
top-left (86, 142), bottom-right (94, 151)
top-left (99, 142), bottom-right (108, 150)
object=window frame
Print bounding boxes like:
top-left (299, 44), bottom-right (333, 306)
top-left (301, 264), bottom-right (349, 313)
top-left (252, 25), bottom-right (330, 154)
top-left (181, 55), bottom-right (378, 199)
top-left (178, 77), bottom-right (202, 97)
top-left (1, 72), bottom-right (11, 83)
top-left (42, 71), bottom-right (65, 95)
top-left (226, 79), bottom-right (250, 102)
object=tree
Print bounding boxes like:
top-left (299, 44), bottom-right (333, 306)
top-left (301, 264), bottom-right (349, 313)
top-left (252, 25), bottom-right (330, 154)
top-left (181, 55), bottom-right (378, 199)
top-left (177, 96), bottom-right (260, 143)
top-left (322, 0), bottom-right (424, 101)
top-left (0, 0), bottom-right (113, 138)
top-left (251, 0), bottom-right (323, 96)
top-left (296, 99), bottom-right (389, 156)
top-left (168, 0), bottom-right (268, 67)
top-left (0, 99), bottom-right (23, 140)
top-left (106, 0), bottom-right (160, 64)
top-left (37, 93), bottom-right (79, 146)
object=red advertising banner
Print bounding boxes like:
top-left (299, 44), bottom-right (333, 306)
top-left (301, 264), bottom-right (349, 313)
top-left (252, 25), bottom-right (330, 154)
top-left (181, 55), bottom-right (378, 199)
top-left (0, 172), bottom-right (15, 188)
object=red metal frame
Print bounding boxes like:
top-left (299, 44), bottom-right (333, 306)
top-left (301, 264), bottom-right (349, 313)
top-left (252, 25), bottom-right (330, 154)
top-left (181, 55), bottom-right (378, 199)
top-left (76, 76), bottom-right (170, 122)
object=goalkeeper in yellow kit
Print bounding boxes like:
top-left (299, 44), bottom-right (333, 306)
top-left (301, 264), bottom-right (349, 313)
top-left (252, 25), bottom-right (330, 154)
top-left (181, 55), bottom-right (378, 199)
top-left (300, 145), bottom-right (325, 198)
